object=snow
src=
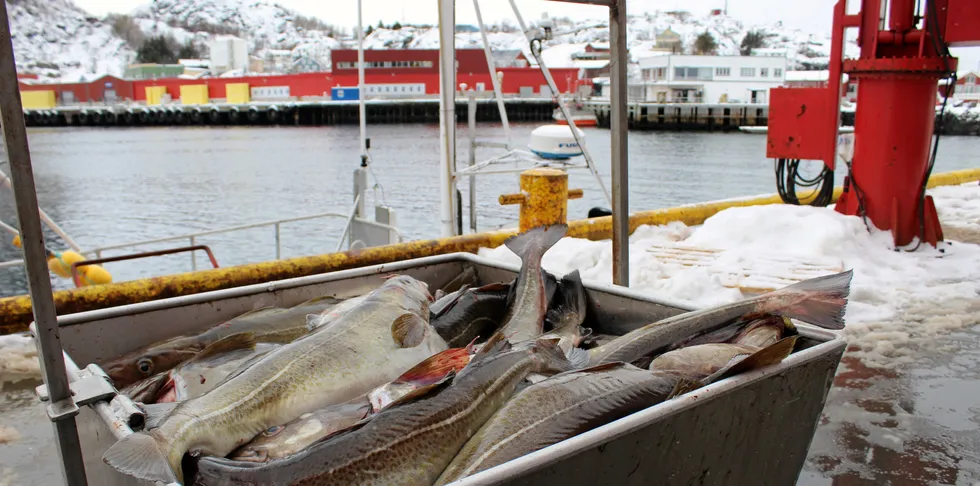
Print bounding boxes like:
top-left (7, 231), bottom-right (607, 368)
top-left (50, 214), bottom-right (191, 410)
top-left (478, 182), bottom-right (980, 369)
top-left (0, 333), bottom-right (39, 382)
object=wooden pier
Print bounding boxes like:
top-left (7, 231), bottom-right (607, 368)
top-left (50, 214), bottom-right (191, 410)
top-left (21, 98), bottom-right (559, 127)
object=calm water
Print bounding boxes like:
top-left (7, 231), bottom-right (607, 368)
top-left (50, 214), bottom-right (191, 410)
top-left (0, 125), bottom-right (978, 485)
top-left (0, 124), bottom-right (976, 296)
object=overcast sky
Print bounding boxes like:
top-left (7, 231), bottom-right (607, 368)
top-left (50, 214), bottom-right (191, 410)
top-left (75, 0), bottom-right (979, 72)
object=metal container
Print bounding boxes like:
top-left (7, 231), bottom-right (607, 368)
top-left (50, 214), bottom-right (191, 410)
top-left (40, 253), bottom-right (845, 486)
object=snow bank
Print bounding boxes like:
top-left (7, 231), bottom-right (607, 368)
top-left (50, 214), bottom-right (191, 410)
top-left (479, 183), bottom-right (980, 369)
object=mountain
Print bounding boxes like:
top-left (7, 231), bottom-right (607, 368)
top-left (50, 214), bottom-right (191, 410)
top-left (8, 0), bottom-right (134, 82)
top-left (10, 0), bottom-right (856, 82)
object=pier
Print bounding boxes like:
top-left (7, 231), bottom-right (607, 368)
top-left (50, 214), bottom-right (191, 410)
top-left (21, 98), bottom-right (559, 127)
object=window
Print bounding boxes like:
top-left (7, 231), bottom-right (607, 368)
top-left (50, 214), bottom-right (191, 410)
top-left (715, 67), bottom-right (730, 77)
top-left (774, 68), bottom-right (783, 77)
top-left (740, 67), bottom-right (756, 77)
top-left (760, 68), bottom-right (769, 77)
top-left (674, 67), bottom-right (685, 79)
top-left (656, 67), bottom-right (666, 80)
top-left (674, 67), bottom-right (712, 80)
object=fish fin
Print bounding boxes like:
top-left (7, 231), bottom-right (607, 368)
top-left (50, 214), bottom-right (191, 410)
top-left (385, 370), bottom-right (456, 409)
top-left (560, 270), bottom-right (587, 317)
top-left (431, 285), bottom-right (470, 317)
top-left (503, 224), bottom-right (568, 263)
top-left (392, 348), bottom-right (472, 385)
top-left (566, 347), bottom-right (592, 369)
top-left (755, 270), bottom-right (853, 330)
top-left (102, 432), bottom-right (179, 484)
top-left (474, 330), bottom-right (512, 360)
top-left (182, 332), bottom-right (257, 367)
top-left (702, 336), bottom-right (799, 386)
top-left (667, 377), bottom-right (703, 399)
top-left (575, 361), bottom-right (627, 373)
top-left (141, 402), bottom-right (178, 429)
top-left (475, 282), bottom-right (510, 292)
top-left (533, 338), bottom-right (575, 374)
top-left (391, 313), bottom-right (428, 348)
top-left (204, 351), bottom-right (268, 391)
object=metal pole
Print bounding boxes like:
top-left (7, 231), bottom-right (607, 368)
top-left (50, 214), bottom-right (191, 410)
top-left (437, 0), bottom-right (458, 237)
top-left (467, 93), bottom-right (478, 233)
top-left (357, 0), bottom-right (368, 160)
top-left (0, 2), bottom-right (88, 484)
top-left (274, 223), bottom-right (281, 260)
top-left (610, 0), bottom-right (630, 286)
top-left (189, 236), bottom-right (197, 271)
top-left (472, 0), bottom-right (512, 150)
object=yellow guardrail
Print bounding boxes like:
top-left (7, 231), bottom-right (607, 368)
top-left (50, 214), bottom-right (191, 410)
top-left (0, 167), bottom-right (977, 334)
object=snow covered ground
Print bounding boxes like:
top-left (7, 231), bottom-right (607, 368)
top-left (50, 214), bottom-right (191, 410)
top-left (479, 181), bottom-right (980, 369)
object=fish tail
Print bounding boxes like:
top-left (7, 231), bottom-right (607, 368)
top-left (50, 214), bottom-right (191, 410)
top-left (560, 270), bottom-right (587, 323)
top-left (102, 430), bottom-right (181, 484)
top-left (756, 270), bottom-right (853, 330)
top-left (503, 224), bottom-right (568, 265)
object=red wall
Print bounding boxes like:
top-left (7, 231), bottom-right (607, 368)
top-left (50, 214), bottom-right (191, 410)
top-left (132, 72), bottom-right (337, 100)
top-left (19, 75), bottom-right (133, 103)
top-left (331, 49), bottom-right (493, 75)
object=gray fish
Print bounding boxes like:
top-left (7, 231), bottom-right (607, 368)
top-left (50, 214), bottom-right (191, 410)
top-left (437, 337), bottom-right (800, 484)
top-left (498, 224), bottom-right (568, 343)
top-left (588, 270), bottom-right (852, 366)
top-left (228, 401), bottom-right (371, 463)
top-left (732, 316), bottom-right (794, 348)
top-left (539, 270), bottom-right (591, 368)
top-left (154, 334), bottom-right (280, 403)
top-left (430, 282), bottom-right (512, 347)
top-left (103, 275), bottom-right (447, 484)
top-left (102, 295), bottom-right (347, 389)
top-left (191, 334), bottom-right (573, 486)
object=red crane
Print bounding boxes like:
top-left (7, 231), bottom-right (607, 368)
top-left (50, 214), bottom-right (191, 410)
top-left (767, 0), bottom-right (980, 248)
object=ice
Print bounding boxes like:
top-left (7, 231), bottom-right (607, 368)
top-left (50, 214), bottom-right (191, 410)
top-left (479, 182), bottom-right (980, 368)
top-left (0, 334), bottom-right (40, 383)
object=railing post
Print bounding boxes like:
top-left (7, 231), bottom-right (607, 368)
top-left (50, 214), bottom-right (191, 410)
top-left (353, 167), bottom-right (368, 220)
top-left (468, 93), bottom-right (478, 233)
top-left (274, 223), bottom-right (281, 260)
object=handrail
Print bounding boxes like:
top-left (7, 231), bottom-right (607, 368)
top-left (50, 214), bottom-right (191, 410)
top-left (71, 245), bottom-right (219, 287)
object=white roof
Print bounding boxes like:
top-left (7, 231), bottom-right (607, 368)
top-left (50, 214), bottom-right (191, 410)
top-left (574, 59), bottom-right (610, 69)
top-left (785, 70), bottom-right (829, 82)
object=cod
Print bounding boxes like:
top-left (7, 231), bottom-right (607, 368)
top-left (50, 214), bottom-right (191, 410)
top-left (102, 275), bottom-right (447, 484)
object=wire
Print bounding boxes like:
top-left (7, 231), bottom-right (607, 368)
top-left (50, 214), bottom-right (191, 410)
top-left (774, 158), bottom-right (836, 208)
top-left (909, 0), bottom-right (956, 251)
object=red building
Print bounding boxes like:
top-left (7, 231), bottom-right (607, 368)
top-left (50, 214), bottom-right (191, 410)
top-left (17, 49), bottom-right (584, 104)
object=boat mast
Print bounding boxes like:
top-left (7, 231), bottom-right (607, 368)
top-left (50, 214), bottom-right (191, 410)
top-left (437, 0), bottom-right (458, 237)
top-left (357, 0), bottom-right (368, 164)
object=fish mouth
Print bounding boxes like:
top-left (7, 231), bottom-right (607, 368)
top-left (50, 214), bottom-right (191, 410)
top-left (228, 449), bottom-right (268, 463)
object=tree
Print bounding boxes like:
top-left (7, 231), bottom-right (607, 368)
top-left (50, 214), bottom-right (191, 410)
top-left (740, 30), bottom-right (767, 56)
top-left (694, 31), bottom-right (717, 55)
top-left (177, 42), bottom-right (200, 60)
top-left (136, 35), bottom-right (178, 64)
top-left (365, 25), bottom-right (374, 36)
top-left (377, 20), bottom-right (384, 29)
top-left (392, 21), bottom-right (402, 30)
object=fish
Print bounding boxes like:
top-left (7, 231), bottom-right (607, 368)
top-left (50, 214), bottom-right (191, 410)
top-left (367, 346), bottom-right (475, 413)
top-left (436, 337), bottom-right (800, 484)
top-left (437, 265), bottom-right (480, 297)
top-left (120, 372), bottom-right (170, 404)
top-left (587, 270), bottom-right (853, 366)
top-left (538, 269), bottom-right (591, 368)
top-left (102, 275), bottom-right (447, 484)
top-left (190, 334), bottom-right (574, 486)
top-left (306, 294), bottom-right (369, 332)
top-left (154, 334), bottom-right (280, 403)
top-left (430, 282), bottom-right (512, 347)
top-left (430, 284), bottom-right (472, 316)
top-left (649, 343), bottom-right (762, 379)
top-left (228, 401), bottom-right (372, 464)
top-left (733, 316), bottom-right (795, 348)
top-left (497, 224), bottom-right (568, 343)
top-left (101, 295), bottom-right (347, 389)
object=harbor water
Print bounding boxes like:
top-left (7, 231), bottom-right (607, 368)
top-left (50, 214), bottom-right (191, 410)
top-left (0, 123), bottom-right (978, 484)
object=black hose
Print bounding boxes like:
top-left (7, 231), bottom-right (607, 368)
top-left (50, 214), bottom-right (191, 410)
top-left (775, 158), bottom-right (835, 207)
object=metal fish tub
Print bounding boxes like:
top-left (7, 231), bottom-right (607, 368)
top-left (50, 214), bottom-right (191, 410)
top-left (35, 253), bottom-right (846, 486)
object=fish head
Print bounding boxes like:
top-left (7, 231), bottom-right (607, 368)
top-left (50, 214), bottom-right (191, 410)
top-left (529, 337), bottom-right (575, 375)
top-left (119, 372), bottom-right (169, 403)
top-left (227, 424), bottom-right (290, 463)
top-left (383, 275), bottom-right (433, 303)
top-left (102, 337), bottom-right (203, 389)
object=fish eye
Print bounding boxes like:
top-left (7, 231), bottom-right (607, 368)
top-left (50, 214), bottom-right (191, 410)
top-left (262, 425), bottom-right (284, 437)
top-left (137, 358), bottom-right (154, 376)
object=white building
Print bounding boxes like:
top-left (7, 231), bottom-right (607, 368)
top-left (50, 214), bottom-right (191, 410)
top-left (209, 35), bottom-right (249, 75)
top-left (637, 54), bottom-right (788, 104)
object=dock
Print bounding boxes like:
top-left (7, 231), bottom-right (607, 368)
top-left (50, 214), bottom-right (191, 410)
top-left (22, 98), bottom-right (559, 127)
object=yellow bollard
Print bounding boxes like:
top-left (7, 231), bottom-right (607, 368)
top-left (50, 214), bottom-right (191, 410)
top-left (498, 168), bottom-right (583, 232)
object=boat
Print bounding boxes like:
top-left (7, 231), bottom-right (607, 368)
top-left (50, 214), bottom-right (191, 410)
top-left (552, 105), bottom-right (598, 127)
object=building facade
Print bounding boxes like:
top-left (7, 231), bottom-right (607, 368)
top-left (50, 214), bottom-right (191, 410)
top-left (949, 72), bottom-right (980, 101)
top-left (638, 54), bottom-right (788, 103)
top-left (209, 35), bottom-right (249, 74)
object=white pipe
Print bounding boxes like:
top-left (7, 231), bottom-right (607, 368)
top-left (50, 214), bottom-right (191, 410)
top-left (472, 0), bottom-right (512, 150)
top-left (357, 0), bottom-right (368, 159)
top-left (437, 0), bottom-right (458, 237)
top-left (0, 169), bottom-right (83, 252)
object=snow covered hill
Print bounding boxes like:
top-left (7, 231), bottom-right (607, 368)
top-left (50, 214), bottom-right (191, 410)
top-left (11, 0), bottom-right (856, 82)
top-left (8, 0), bottom-right (134, 82)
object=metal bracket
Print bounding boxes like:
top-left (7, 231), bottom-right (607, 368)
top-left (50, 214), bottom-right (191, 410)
top-left (35, 363), bottom-right (118, 422)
